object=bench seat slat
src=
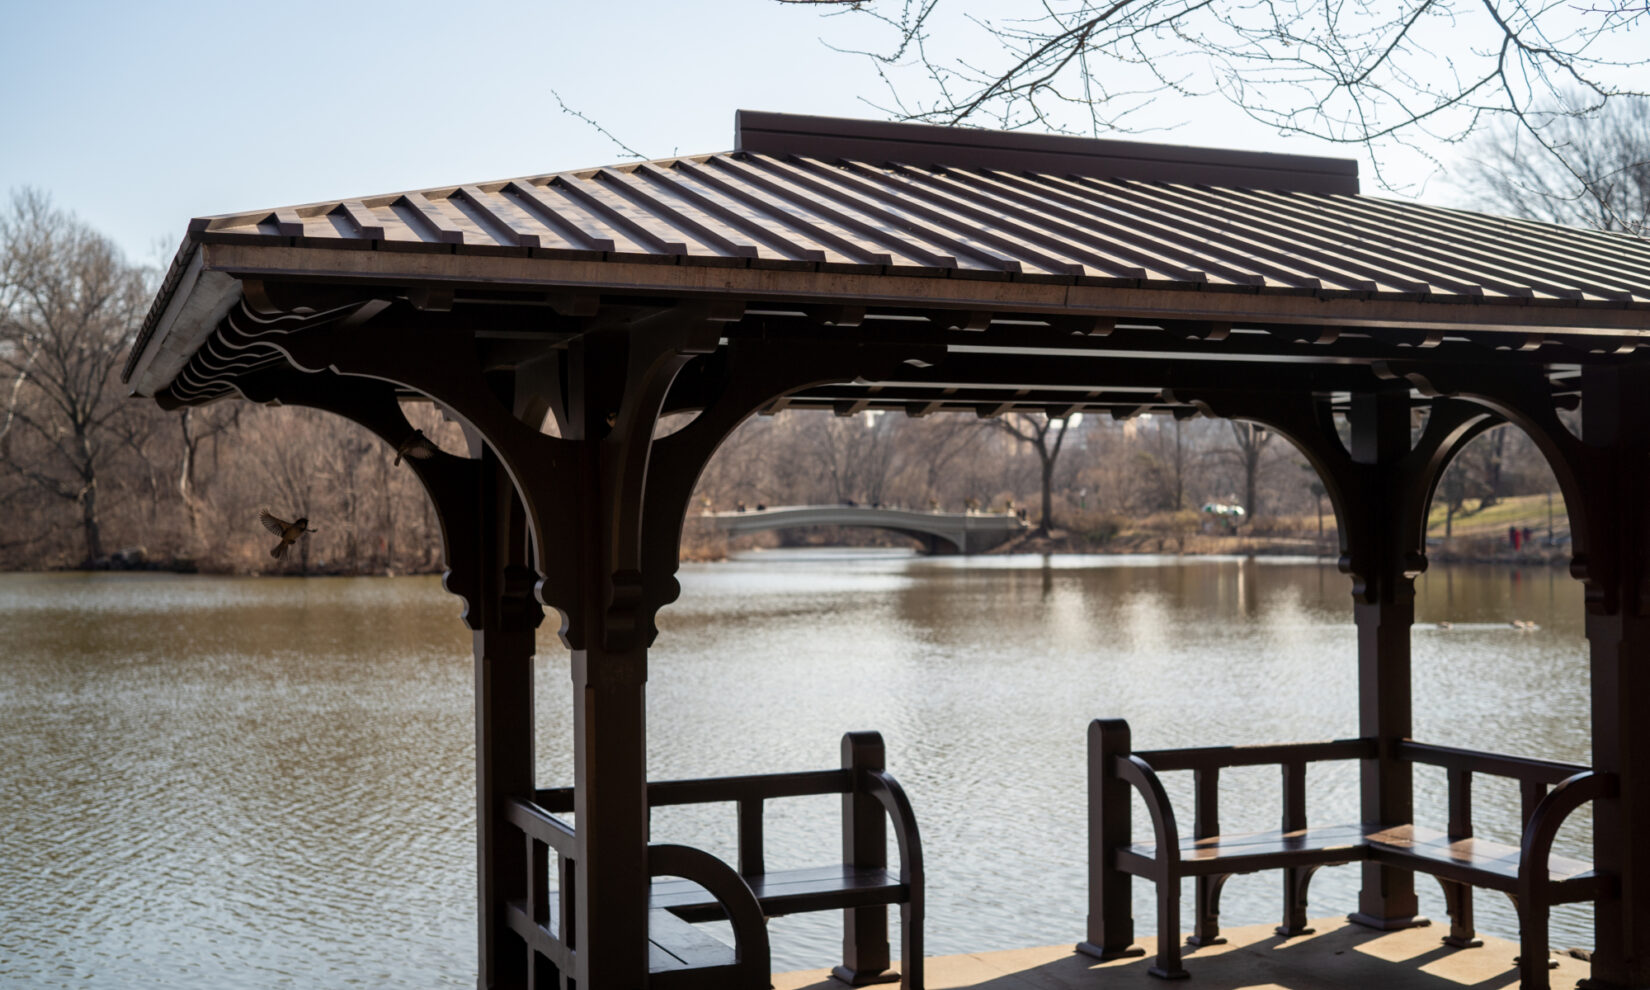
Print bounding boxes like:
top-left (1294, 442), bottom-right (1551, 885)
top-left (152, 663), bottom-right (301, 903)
top-left (1366, 825), bottom-right (1598, 896)
top-left (1121, 822), bottom-right (1596, 896)
top-left (649, 908), bottom-right (735, 973)
top-left (652, 865), bottom-right (905, 921)
top-left (1121, 824), bottom-right (1366, 877)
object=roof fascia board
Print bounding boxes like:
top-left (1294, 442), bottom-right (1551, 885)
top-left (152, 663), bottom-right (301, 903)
top-left (736, 110), bottom-right (1360, 194)
top-left (127, 248), bottom-right (242, 397)
top-left (196, 242), bottom-right (1650, 336)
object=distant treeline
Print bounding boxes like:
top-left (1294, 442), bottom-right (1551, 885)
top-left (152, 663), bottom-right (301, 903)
top-left (2, 191), bottom-right (1566, 574)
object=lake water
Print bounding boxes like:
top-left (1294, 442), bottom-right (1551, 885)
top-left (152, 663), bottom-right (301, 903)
top-left (0, 554), bottom-right (1592, 987)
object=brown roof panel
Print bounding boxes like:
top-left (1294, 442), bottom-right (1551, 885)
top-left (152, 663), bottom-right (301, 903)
top-left (127, 112), bottom-right (1650, 385)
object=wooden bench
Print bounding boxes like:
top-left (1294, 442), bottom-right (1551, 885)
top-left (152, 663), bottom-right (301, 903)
top-left (501, 796), bottom-right (774, 989)
top-left (536, 730), bottom-right (924, 989)
top-left (1079, 718), bottom-right (1613, 990)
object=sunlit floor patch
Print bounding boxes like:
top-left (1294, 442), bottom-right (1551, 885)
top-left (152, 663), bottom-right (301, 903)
top-left (774, 918), bottom-right (1586, 989)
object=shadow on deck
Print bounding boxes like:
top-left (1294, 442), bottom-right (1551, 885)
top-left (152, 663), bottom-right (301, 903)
top-left (774, 917), bottom-right (1589, 989)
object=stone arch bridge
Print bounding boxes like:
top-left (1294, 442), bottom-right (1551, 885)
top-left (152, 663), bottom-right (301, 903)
top-left (707, 505), bottom-right (1027, 554)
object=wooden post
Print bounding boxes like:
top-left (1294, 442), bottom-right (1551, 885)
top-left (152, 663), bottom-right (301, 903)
top-left (1079, 718), bottom-right (1146, 960)
top-left (1189, 768), bottom-right (1226, 946)
top-left (561, 329), bottom-right (657, 990)
top-left (569, 644), bottom-right (651, 989)
top-left (1277, 761), bottom-right (1315, 937)
top-left (1579, 364), bottom-right (1650, 990)
top-left (835, 731), bottom-right (898, 986)
top-left (1345, 388), bottom-right (1426, 931)
top-left (474, 447), bottom-right (542, 988)
top-left (1441, 768), bottom-right (1481, 947)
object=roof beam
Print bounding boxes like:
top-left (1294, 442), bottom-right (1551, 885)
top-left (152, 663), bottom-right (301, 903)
top-left (194, 244), bottom-right (1650, 336)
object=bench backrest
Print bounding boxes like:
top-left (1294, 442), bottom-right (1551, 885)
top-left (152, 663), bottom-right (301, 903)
top-left (1099, 718), bottom-right (1594, 842)
top-left (533, 731), bottom-right (916, 882)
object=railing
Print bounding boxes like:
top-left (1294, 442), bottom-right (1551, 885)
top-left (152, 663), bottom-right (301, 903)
top-left (501, 797), bottom-right (579, 984)
top-left (534, 743), bottom-right (922, 901)
top-left (1397, 739), bottom-right (1589, 832)
top-left (1128, 736), bottom-right (1375, 941)
top-left (1396, 739), bottom-right (1601, 947)
top-left (541, 768), bottom-right (855, 877)
top-left (1087, 717), bottom-right (1613, 989)
top-left (530, 731), bottom-right (923, 989)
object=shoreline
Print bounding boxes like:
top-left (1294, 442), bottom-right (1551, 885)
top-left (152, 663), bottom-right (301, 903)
top-left (12, 542), bottom-right (1571, 577)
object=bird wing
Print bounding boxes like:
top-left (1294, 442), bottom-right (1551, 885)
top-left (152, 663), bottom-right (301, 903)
top-left (258, 508), bottom-right (291, 536)
top-left (403, 442), bottom-right (436, 460)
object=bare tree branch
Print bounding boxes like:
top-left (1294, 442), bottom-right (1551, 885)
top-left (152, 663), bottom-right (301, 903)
top-left (1461, 92), bottom-right (1649, 234)
top-left (550, 90), bottom-right (650, 161)
top-left (788, 0), bottom-right (1650, 190)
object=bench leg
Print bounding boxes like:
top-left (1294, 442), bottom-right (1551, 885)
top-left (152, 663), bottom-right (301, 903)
top-left (1189, 874), bottom-right (1229, 946)
top-left (900, 898), bottom-right (923, 990)
top-left (1435, 878), bottom-right (1482, 949)
top-left (833, 904), bottom-right (899, 986)
top-left (1516, 893), bottom-right (1555, 990)
top-left (1149, 874), bottom-right (1189, 980)
top-left (1077, 860), bottom-right (1145, 961)
top-left (1277, 865), bottom-right (1320, 937)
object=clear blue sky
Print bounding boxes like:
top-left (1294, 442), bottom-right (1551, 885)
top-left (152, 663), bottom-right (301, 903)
top-left (0, 0), bottom-right (1503, 265)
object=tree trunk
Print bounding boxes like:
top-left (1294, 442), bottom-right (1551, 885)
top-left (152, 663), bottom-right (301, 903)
top-left (1480, 427), bottom-right (1507, 508)
top-left (178, 408), bottom-right (203, 551)
top-left (1244, 449), bottom-right (1260, 523)
top-left (1040, 456), bottom-right (1055, 535)
top-left (80, 479), bottom-right (102, 563)
top-left (1173, 419), bottom-right (1184, 511)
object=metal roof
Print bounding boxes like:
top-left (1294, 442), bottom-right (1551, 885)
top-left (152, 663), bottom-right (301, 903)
top-left (176, 118), bottom-right (1650, 303)
top-left (127, 111), bottom-right (1650, 389)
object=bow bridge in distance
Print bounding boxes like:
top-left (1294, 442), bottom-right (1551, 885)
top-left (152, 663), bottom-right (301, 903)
top-left (706, 505), bottom-right (1028, 555)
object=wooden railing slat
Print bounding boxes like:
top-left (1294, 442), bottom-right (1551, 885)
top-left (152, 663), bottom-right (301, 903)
top-left (1398, 739), bottom-right (1587, 784)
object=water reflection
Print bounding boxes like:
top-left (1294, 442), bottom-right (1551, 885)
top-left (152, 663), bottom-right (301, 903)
top-left (0, 557), bottom-right (1593, 986)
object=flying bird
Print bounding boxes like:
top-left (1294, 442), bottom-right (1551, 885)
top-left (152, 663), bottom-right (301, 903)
top-left (258, 508), bottom-right (316, 560)
top-left (393, 429), bottom-right (439, 466)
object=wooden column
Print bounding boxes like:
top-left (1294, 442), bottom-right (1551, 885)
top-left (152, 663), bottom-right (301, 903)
top-left (1580, 363), bottom-right (1650, 990)
top-left (569, 643), bottom-right (650, 989)
top-left (557, 325), bottom-right (698, 990)
top-left (1345, 388), bottom-right (1426, 930)
top-left (474, 446), bottom-right (543, 989)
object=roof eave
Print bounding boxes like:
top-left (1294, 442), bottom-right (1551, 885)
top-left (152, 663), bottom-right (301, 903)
top-left (124, 242), bottom-right (243, 397)
top-left (187, 240), bottom-right (1650, 336)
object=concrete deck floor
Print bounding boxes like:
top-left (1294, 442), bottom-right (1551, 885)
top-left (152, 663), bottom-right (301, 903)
top-left (773, 918), bottom-right (1590, 989)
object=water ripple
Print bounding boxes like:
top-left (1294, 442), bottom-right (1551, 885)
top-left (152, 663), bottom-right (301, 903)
top-left (1, 561), bottom-right (1593, 984)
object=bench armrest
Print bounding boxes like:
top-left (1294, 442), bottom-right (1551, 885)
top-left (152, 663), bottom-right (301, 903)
top-left (648, 843), bottom-right (771, 975)
top-left (1115, 754), bottom-right (1183, 870)
top-left (1519, 770), bottom-right (1616, 897)
top-left (864, 768), bottom-right (924, 889)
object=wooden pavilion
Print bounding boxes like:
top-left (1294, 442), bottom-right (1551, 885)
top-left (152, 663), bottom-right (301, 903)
top-left (123, 111), bottom-right (1650, 989)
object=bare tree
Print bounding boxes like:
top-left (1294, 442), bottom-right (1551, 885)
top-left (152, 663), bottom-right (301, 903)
top-left (1462, 96), bottom-right (1650, 234)
top-left (988, 411), bottom-right (1070, 534)
top-left (0, 190), bottom-right (152, 563)
top-left (178, 404), bottom-right (241, 553)
top-left (797, 410), bottom-right (915, 505)
top-left (909, 414), bottom-right (988, 507)
top-left (253, 407), bottom-right (325, 573)
top-left (791, 0), bottom-right (1649, 190)
top-left (1131, 414), bottom-right (1191, 513)
top-left (1212, 421), bottom-right (1274, 522)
